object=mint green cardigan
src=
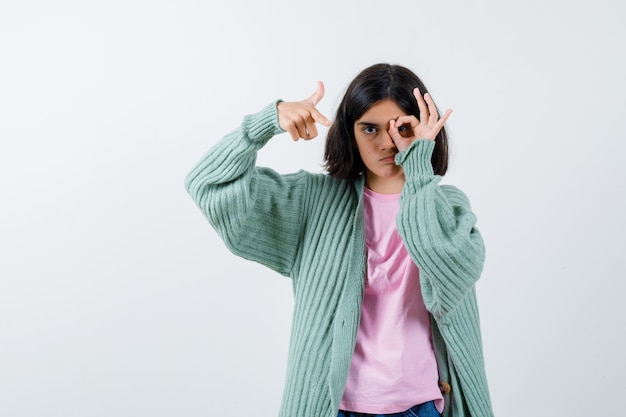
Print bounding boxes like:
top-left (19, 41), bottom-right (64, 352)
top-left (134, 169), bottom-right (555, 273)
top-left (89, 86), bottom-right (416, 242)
top-left (185, 101), bottom-right (494, 417)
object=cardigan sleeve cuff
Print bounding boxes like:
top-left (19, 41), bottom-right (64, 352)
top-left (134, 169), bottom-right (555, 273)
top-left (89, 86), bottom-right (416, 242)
top-left (394, 139), bottom-right (435, 179)
top-left (241, 99), bottom-right (286, 145)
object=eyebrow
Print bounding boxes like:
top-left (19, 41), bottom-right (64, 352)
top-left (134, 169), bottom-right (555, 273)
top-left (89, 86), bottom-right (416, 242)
top-left (356, 121), bottom-right (383, 127)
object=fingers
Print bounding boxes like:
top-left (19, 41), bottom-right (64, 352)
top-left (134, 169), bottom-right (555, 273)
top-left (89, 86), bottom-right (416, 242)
top-left (388, 116), bottom-right (419, 151)
top-left (388, 119), bottom-right (399, 140)
top-left (423, 92), bottom-right (444, 126)
top-left (414, 87), bottom-right (429, 124)
top-left (281, 109), bottom-right (320, 141)
top-left (423, 93), bottom-right (452, 135)
top-left (292, 82), bottom-right (331, 140)
top-left (285, 118), bottom-right (316, 141)
top-left (301, 119), bottom-right (318, 139)
top-left (310, 107), bottom-right (331, 127)
top-left (388, 119), bottom-right (401, 149)
top-left (277, 82), bottom-right (331, 141)
top-left (307, 81), bottom-right (331, 127)
top-left (414, 88), bottom-right (443, 126)
top-left (412, 88), bottom-right (453, 134)
top-left (284, 125), bottom-right (300, 141)
top-left (391, 115), bottom-right (419, 138)
top-left (436, 108), bottom-right (453, 129)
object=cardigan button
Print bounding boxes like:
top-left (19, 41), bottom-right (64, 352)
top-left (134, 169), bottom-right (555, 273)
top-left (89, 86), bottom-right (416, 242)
top-left (439, 381), bottom-right (451, 395)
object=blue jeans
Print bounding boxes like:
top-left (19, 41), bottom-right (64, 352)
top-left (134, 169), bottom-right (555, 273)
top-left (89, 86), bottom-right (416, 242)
top-left (338, 401), bottom-right (441, 417)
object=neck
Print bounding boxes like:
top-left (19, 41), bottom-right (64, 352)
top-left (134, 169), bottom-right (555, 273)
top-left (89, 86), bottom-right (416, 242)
top-left (364, 175), bottom-right (405, 194)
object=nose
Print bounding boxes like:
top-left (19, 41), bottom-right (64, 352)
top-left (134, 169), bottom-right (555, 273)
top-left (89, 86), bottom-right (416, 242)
top-left (380, 129), bottom-right (397, 152)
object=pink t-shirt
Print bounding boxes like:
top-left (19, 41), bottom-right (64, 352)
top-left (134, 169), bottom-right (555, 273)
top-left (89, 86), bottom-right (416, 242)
top-left (339, 188), bottom-right (444, 414)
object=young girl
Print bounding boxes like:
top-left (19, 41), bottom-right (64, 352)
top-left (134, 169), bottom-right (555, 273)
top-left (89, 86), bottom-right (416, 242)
top-left (185, 63), bottom-right (494, 417)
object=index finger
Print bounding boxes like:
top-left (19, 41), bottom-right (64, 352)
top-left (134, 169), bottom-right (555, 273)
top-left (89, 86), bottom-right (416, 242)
top-left (311, 107), bottom-right (331, 127)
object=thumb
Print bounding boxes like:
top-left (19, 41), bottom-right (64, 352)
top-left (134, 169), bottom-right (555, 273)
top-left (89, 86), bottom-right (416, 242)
top-left (307, 81), bottom-right (325, 106)
top-left (388, 119), bottom-right (401, 141)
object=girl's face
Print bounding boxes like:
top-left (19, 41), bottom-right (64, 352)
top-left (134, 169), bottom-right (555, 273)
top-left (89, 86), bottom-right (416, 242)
top-left (353, 99), bottom-right (407, 194)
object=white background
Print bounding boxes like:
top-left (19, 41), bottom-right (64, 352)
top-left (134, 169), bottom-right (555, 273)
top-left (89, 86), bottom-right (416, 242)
top-left (1, 0), bottom-right (625, 415)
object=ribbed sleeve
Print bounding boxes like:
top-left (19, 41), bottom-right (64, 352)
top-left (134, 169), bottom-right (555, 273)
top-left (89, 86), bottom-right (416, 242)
top-left (395, 139), bottom-right (486, 320)
top-left (184, 100), bottom-right (306, 275)
top-left (396, 139), bottom-right (493, 417)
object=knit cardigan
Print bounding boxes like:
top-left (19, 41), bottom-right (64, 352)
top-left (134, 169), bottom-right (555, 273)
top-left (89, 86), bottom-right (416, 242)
top-left (185, 101), bottom-right (494, 417)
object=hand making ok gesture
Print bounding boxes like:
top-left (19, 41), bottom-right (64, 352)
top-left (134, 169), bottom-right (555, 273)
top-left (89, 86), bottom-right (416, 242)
top-left (388, 87), bottom-right (452, 152)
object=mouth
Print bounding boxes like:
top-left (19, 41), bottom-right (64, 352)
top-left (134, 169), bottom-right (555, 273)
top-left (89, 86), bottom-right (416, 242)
top-left (380, 155), bottom-right (396, 163)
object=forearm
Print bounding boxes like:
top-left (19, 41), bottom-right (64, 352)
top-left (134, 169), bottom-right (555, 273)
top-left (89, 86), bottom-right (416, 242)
top-left (396, 139), bottom-right (485, 319)
top-left (185, 100), bottom-right (282, 193)
top-left (185, 101), bottom-right (281, 249)
top-left (184, 101), bottom-right (307, 275)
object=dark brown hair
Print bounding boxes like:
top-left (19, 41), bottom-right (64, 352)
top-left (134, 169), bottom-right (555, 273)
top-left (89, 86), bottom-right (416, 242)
top-left (324, 63), bottom-right (449, 180)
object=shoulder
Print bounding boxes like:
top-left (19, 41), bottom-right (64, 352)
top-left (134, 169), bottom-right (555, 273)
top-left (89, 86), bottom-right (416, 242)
top-left (252, 168), bottom-right (353, 196)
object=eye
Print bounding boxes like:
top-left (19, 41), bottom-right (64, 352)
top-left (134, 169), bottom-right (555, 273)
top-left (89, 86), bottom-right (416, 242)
top-left (363, 126), bottom-right (377, 134)
top-left (397, 123), bottom-right (413, 138)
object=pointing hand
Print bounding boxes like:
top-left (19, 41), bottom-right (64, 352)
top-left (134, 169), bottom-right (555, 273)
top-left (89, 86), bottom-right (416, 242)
top-left (277, 81), bottom-right (331, 141)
